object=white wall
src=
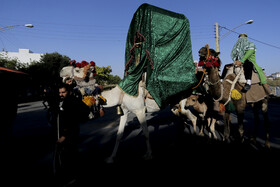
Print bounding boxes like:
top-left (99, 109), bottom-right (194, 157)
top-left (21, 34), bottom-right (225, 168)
top-left (0, 49), bottom-right (43, 64)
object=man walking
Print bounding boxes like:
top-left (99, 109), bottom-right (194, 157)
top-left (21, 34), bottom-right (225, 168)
top-left (55, 83), bottom-right (89, 186)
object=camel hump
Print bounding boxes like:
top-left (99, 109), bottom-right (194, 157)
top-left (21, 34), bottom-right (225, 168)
top-left (224, 73), bottom-right (236, 81)
top-left (223, 65), bottom-right (260, 85)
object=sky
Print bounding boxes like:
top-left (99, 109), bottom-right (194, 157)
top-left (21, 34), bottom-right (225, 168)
top-left (1, 0), bottom-right (280, 78)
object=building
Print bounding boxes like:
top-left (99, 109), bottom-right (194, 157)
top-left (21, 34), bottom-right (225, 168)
top-left (271, 72), bottom-right (280, 79)
top-left (0, 48), bottom-right (43, 64)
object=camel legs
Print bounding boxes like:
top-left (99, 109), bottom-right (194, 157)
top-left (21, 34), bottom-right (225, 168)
top-left (198, 119), bottom-right (204, 136)
top-left (106, 107), bottom-right (152, 163)
top-left (182, 109), bottom-right (198, 135)
top-left (135, 109), bottom-right (152, 160)
top-left (208, 118), bottom-right (217, 139)
top-left (223, 110), bottom-right (245, 143)
top-left (106, 108), bottom-right (129, 163)
top-left (223, 112), bottom-right (231, 142)
top-left (262, 99), bottom-right (270, 148)
top-left (233, 103), bottom-right (245, 143)
top-left (171, 106), bottom-right (199, 135)
top-left (251, 103), bottom-right (260, 145)
top-left (252, 99), bottom-right (270, 148)
top-left (236, 111), bottom-right (245, 143)
top-left (177, 99), bottom-right (199, 135)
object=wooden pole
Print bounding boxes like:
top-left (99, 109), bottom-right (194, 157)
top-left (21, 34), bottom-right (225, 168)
top-left (215, 22), bottom-right (220, 53)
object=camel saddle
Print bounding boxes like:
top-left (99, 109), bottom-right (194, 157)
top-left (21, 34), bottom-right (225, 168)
top-left (226, 65), bottom-right (272, 103)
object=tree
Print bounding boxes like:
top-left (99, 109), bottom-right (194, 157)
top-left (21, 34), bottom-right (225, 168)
top-left (40, 52), bottom-right (70, 85)
top-left (0, 57), bottom-right (26, 70)
top-left (18, 52), bottom-right (71, 101)
top-left (2, 51), bottom-right (121, 101)
top-left (95, 65), bottom-right (112, 85)
top-left (95, 65), bottom-right (121, 85)
top-left (107, 74), bottom-right (122, 84)
top-left (25, 52), bottom-right (70, 88)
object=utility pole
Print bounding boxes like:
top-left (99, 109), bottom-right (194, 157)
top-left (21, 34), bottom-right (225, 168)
top-left (215, 20), bottom-right (253, 53)
top-left (215, 22), bottom-right (220, 53)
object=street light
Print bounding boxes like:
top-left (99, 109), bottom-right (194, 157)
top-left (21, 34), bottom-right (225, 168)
top-left (23, 24), bottom-right (34, 28)
top-left (215, 20), bottom-right (253, 52)
top-left (220, 20), bottom-right (253, 40)
top-left (0, 24), bottom-right (34, 32)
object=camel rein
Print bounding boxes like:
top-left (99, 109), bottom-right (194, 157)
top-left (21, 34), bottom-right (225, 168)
top-left (206, 65), bottom-right (243, 105)
top-left (208, 79), bottom-right (224, 102)
top-left (207, 66), bottom-right (243, 105)
top-left (192, 68), bottom-right (206, 89)
top-left (192, 44), bottom-right (210, 90)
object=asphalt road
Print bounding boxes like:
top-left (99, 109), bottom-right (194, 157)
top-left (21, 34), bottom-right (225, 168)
top-left (4, 98), bottom-right (280, 186)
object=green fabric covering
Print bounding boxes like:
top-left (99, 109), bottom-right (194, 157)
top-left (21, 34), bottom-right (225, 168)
top-left (118, 3), bottom-right (197, 108)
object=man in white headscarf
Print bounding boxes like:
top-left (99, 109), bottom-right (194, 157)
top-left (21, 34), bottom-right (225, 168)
top-left (231, 34), bottom-right (267, 91)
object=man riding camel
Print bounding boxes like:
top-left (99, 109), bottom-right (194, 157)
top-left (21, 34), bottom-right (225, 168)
top-left (231, 33), bottom-right (267, 92)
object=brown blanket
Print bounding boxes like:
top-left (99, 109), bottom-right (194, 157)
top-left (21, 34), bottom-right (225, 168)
top-left (239, 70), bottom-right (271, 103)
top-left (225, 67), bottom-right (272, 103)
top-left (246, 82), bottom-right (272, 103)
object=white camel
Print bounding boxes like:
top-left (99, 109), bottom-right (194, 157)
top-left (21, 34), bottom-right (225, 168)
top-left (60, 65), bottom-right (97, 93)
top-left (60, 65), bottom-right (102, 119)
top-left (60, 65), bottom-right (158, 162)
top-left (101, 81), bottom-right (160, 163)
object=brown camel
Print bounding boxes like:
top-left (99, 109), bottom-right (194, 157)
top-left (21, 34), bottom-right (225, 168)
top-left (198, 46), bottom-right (271, 148)
top-left (171, 94), bottom-right (218, 139)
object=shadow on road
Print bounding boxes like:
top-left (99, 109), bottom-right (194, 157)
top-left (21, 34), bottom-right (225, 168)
top-left (7, 102), bottom-right (280, 186)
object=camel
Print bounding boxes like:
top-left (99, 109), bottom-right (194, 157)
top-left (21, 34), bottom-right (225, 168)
top-left (59, 60), bottom-right (196, 164)
top-left (98, 3), bottom-right (200, 163)
top-left (60, 65), bottom-right (152, 164)
top-left (171, 98), bottom-right (199, 134)
top-left (60, 65), bottom-right (104, 119)
top-left (60, 64), bottom-right (97, 94)
top-left (185, 95), bottom-right (218, 139)
top-left (101, 81), bottom-right (159, 163)
top-left (171, 94), bottom-right (218, 139)
top-left (102, 75), bottom-right (207, 163)
top-left (198, 46), bottom-right (271, 148)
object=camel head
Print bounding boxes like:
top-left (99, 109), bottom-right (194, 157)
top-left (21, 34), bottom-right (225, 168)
top-left (185, 94), bottom-right (207, 114)
top-left (185, 95), bottom-right (199, 107)
top-left (60, 66), bottom-right (75, 81)
top-left (198, 46), bottom-right (221, 73)
top-left (60, 61), bottom-right (96, 83)
top-left (198, 47), bottom-right (220, 61)
top-left (60, 66), bottom-right (86, 82)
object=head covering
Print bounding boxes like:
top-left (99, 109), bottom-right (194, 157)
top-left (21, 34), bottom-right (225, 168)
top-left (238, 33), bottom-right (248, 38)
top-left (231, 34), bottom-right (256, 61)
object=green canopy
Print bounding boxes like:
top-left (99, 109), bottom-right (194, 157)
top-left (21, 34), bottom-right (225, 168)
top-left (118, 3), bottom-right (197, 108)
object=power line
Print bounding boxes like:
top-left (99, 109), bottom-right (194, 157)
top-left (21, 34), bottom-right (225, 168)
top-left (220, 26), bottom-right (280, 50)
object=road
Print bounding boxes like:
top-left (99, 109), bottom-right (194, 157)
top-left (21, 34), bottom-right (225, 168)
top-left (5, 98), bottom-right (280, 186)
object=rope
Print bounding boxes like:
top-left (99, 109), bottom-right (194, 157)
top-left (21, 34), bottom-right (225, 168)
top-left (192, 44), bottom-right (210, 90)
top-left (192, 68), bottom-right (206, 89)
top-left (213, 82), bottom-right (224, 102)
top-left (224, 66), bottom-right (244, 106)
